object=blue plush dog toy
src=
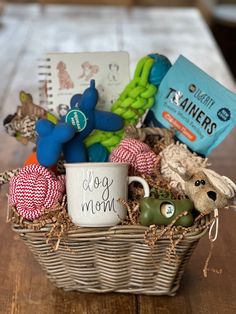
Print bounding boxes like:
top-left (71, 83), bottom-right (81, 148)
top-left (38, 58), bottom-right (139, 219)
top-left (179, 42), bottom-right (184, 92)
top-left (36, 80), bottom-right (124, 167)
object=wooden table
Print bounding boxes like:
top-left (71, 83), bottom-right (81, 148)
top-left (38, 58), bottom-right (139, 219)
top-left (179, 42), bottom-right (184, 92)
top-left (0, 4), bottom-right (236, 314)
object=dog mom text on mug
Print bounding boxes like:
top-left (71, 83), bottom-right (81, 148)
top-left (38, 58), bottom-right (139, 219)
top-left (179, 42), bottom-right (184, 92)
top-left (81, 171), bottom-right (116, 214)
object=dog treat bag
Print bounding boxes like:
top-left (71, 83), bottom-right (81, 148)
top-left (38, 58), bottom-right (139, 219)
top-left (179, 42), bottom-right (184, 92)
top-left (149, 55), bottom-right (236, 156)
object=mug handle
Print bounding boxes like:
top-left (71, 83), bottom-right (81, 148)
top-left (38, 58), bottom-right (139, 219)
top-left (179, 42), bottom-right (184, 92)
top-left (128, 176), bottom-right (150, 197)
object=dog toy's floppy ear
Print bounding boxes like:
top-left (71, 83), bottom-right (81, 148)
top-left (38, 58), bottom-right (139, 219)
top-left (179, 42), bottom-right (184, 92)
top-left (36, 119), bottom-right (75, 168)
top-left (203, 168), bottom-right (236, 199)
top-left (168, 162), bottom-right (193, 182)
top-left (222, 176), bottom-right (236, 199)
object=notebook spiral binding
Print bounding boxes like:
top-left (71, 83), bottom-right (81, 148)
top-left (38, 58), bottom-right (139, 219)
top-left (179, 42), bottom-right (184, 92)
top-left (38, 58), bottom-right (54, 108)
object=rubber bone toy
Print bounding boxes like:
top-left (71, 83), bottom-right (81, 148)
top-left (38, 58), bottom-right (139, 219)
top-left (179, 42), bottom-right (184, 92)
top-left (36, 80), bottom-right (124, 167)
top-left (139, 198), bottom-right (194, 227)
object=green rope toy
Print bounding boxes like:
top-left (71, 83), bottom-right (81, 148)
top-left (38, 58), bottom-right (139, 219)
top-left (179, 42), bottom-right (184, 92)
top-left (85, 55), bottom-right (157, 152)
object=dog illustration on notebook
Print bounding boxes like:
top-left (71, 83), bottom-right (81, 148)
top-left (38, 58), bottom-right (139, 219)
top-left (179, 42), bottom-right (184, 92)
top-left (96, 84), bottom-right (106, 108)
top-left (107, 63), bottom-right (120, 82)
top-left (57, 61), bottom-right (74, 90)
top-left (79, 61), bottom-right (99, 81)
top-left (57, 104), bottom-right (70, 119)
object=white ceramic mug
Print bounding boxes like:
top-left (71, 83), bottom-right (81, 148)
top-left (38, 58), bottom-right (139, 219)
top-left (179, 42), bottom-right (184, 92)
top-left (65, 162), bottom-right (150, 227)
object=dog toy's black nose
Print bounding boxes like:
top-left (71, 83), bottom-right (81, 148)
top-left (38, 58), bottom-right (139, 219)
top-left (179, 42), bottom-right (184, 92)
top-left (207, 191), bottom-right (217, 201)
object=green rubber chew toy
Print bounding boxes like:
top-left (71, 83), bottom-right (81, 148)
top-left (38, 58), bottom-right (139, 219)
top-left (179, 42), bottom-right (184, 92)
top-left (139, 198), bottom-right (194, 227)
top-left (85, 56), bottom-right (157, 152)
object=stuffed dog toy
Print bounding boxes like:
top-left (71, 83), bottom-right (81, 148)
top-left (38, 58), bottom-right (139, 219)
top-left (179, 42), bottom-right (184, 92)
top-left (171, 165), bottom-right (236, 214)
top-left (161, 143), bottom-right (236, 214)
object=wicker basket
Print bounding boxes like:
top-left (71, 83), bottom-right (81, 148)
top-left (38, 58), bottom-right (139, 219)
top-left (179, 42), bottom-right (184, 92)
top-left (12, 222), bottom-right (209, 296)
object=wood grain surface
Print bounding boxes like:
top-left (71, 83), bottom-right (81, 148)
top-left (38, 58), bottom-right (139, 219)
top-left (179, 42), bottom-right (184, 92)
top-left (0, 4), bottom-right (235, 314)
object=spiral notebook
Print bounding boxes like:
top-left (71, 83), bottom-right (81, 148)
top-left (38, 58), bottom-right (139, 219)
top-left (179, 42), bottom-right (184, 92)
top-left (39, 51), bottom-right (130, 119)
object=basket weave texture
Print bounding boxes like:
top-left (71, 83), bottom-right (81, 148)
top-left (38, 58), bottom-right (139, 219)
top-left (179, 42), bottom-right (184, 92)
top-left (12, 224), bottom-right (208, 296)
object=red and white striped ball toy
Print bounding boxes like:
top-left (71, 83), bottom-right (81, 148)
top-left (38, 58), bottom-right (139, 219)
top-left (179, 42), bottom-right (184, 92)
top-left (9, 164), bottom-right (65, 221)
top-left (109, 138), bottom-right (157, 175)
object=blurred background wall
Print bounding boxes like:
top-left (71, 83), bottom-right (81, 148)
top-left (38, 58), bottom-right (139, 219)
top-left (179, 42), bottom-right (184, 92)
top-left (1, 0), bottom-right (236, 80)
top-left (4, 0), bottom-right (236, 5)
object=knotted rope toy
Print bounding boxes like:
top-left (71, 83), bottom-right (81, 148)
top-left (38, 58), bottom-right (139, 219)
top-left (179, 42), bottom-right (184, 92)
top-left (85, 54), bottom-right (171, 153)
top-left (9, 164), bottom-right (65, 220)
top-left (109, 138), bottom-right (157, 175)
top-left (3, 91), bottom-right (57, 145)
top-left (0, 168), bottom-right (20, 186)
top-left (4, 115), bottom-right (38, 143)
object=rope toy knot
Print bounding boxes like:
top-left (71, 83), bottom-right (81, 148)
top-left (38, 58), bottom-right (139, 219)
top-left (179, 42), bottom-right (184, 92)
top-left (109, 138), bottom-right (157, 175)
top-left (9, 164), bottom-right (65, 221)
top-left (5, 115), bottom-right (38, 142)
